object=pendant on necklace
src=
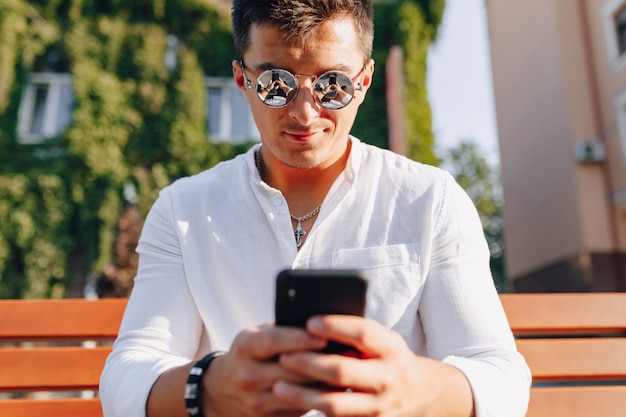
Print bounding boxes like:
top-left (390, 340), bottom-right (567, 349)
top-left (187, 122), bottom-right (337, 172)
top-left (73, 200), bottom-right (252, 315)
top-left (290, 206), bottom-right (320, 248)
top-left (294, 219), bottom-right (306, 247)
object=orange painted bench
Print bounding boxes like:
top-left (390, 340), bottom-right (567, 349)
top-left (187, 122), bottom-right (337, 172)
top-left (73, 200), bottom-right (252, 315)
top-left (1, 293), bottom-right (625, 416)
top-left (0, 299), bottom-right (126, 417)
top-left (501, 293), bottom-right (626, 417)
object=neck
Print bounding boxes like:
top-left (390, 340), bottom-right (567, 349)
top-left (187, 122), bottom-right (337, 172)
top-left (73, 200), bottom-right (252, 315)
top-left (257, 142), bottom-right (351, 216)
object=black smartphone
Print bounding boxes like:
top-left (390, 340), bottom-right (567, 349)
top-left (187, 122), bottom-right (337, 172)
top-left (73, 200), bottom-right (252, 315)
top-left (275, 269), bottom-right (368, 356)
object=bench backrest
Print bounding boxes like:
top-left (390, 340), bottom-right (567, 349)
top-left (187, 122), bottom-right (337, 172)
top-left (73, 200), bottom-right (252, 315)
top-left (0, 299), bottom-right (127, 417)
top-left (500, 293), bottom-right (626, 417)
top-left (1, 294), bottom-right (625, 417)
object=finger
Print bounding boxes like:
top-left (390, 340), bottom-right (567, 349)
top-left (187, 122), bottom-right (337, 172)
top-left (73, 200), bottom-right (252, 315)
top-left (279, 350), bottom-right (388, 393)
top-left (219, 387), bottom-right (312, 417)
top-left (306, 315), bottom-right (403, 358)
top-left (234, 325), bottom-right (328, 360)
top-left (220, 350), bottom-right (321, 395)
top-left (273, 380), bottom-right (381, 417)
top-left (247, 390), bottom-right (312, 416)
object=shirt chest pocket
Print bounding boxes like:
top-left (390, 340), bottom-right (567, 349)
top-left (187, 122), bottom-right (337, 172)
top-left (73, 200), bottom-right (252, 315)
top-left (332, 244), bottom-right (423, 330)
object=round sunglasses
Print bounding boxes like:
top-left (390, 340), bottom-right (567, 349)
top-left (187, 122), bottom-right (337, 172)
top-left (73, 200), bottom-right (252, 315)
top-left (239, 60), bottom-right (367, 110)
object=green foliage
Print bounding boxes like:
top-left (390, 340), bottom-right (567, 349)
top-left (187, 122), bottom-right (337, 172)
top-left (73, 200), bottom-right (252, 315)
top-left (443, 141), bottom-right (507, 291)
top-left (0, 0), bottom-right (243, 299)
top-left (353, 0), bottom-right (443, 165)
top-left (0, 172), bottom-right (72, 298)
top-left (1, 0), bottom-right (444, 298)
top-left (415, 0), bottom-right (446, 29)
top-left (0, 0), bottom-right (28, 115)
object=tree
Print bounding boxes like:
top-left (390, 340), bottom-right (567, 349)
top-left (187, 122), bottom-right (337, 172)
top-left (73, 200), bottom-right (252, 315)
top-left (442, 141), bottom-right (507, 291)
top-left (353, 0), bottom-right (445, 166)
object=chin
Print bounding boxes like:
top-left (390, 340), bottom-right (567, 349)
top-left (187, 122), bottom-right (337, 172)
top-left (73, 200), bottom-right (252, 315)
top-left (282, 150), bottom-right (323, 170)
top-left (284, 159), bottom-right (319, 170)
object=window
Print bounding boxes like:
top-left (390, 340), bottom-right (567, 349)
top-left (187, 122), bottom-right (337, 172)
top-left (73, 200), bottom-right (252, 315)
top-left (205, 77), bottom-right (260, 144)
top-left (17, 73), bottom-right (74, 144)
top-left (603, 0), bottom-right (626, 70)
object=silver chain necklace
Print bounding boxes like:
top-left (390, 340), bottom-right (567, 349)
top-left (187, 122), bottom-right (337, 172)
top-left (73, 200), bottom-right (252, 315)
top-left (290, 206), bottom-right (321, 247)
top-left (255, 148), bottom-right (321, 247)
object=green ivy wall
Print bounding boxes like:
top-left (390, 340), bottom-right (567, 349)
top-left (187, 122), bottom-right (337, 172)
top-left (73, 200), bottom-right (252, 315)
top-left (0, 0), bottom-right (443, 298)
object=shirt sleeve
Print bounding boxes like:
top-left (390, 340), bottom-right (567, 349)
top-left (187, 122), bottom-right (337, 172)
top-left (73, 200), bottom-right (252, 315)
top-left (99, 188), bottom-right (203, 417)
top-left (419, 174), bottom-right (531, 417)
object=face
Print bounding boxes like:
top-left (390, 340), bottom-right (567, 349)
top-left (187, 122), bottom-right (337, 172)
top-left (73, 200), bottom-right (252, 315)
top-left (233, 18), bottom-right (374, 171)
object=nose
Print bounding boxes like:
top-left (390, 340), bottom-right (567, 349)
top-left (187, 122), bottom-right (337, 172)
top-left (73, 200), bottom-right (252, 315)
top-left (288, 76), bottom-right (322, 125)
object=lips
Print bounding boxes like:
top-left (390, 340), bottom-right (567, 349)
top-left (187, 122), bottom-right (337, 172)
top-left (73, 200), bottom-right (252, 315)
top-left (284, 130), bottom-right (323, 142)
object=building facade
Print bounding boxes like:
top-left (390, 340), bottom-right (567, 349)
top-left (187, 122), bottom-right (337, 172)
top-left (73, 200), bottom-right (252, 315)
top-left (487, 0), bottom-right (626, 291)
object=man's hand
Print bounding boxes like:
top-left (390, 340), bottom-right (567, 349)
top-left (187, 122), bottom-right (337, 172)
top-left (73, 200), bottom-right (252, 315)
top-left (272, 316), bottom-right (475, 417)
top-left (202, 323), bottom-right (328, 417)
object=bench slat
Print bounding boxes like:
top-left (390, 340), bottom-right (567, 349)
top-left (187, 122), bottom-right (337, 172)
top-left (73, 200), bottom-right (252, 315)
top-left (527, 386), bottom-right (626, 417)
top-left (0, 398), bottom-right (103, 417)
top-left (500, 293), bottom-right (626, 334)
top-left (0, 347), bottom-right (111, 391)
top-left (517, 338), bottom-right (626, 381)
top-left (0, 299), bottom-right (127, 340)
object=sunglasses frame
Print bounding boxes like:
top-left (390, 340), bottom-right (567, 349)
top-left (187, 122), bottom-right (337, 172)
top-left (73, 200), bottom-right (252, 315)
top-left (239, 60), bottom-right (368, 110)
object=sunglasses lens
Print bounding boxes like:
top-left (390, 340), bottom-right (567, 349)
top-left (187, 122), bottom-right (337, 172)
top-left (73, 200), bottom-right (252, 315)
top-left (256, 70), bottom-right (298, 107)
top-left (313, 72), bottom-right (355, 110)
top-left (254, 68), bottom-right (357, 110)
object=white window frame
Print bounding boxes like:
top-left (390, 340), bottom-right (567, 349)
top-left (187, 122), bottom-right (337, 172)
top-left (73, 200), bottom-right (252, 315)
top-left (616, 88), bottom-right (626, 164)
top-left (17, 72), bottom-right (74, 144)
top-left (602, 0), bottom-right (626, 71)
top-left (205, 77), bottom-right (260, 144)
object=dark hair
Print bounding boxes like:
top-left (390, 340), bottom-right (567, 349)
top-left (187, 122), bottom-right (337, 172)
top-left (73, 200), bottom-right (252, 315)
top-left (232, 0), bottom-right (374, 60)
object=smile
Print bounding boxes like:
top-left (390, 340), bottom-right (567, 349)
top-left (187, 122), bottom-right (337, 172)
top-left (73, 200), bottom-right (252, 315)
top-left (284, 130), bottom-right (323, 142)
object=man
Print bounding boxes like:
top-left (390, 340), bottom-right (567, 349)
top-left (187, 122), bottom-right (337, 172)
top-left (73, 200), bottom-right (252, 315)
top-left (100, 1), bottom-right (531, 416)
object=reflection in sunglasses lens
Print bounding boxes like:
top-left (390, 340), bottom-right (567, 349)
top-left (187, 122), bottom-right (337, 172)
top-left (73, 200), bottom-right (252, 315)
top-left (256, 70), bottom-right (297, 108)
top-left (256, 70), bottom-right (355, 109)
top-left (314, 72), bottom-right (355, 110)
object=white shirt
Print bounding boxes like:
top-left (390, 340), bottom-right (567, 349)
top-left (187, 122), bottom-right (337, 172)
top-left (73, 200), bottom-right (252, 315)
top-left (100, 137), bottom-right (530, 417)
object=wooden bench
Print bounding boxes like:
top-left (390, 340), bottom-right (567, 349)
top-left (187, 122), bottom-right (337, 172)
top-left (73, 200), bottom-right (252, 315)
top-left (1, 293), bottom-right (625, 416)
top-left (501, 293), bottom-right (626, 417)
top-left (0, 299), bottom-right (127, 417)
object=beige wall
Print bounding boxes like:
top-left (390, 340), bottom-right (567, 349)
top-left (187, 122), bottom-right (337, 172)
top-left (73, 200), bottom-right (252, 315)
top-left (487, 0), bottom-right (626, 288)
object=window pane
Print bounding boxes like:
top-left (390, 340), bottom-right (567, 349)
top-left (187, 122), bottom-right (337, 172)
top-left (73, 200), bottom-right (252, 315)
top-left (207, 87), bottom-right (222, 137)
top-left (55, 82), bottom-right (74, 133)
top-left (205, 79), bottom-right (260, 143)
top-left (31, 85), bottom-right (49, 135)
top-left (230, 86), bottom-right (250, 142)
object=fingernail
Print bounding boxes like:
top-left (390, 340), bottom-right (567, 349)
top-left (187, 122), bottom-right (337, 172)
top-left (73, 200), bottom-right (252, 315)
top-left (307, 316), bottom-right (323, 331)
